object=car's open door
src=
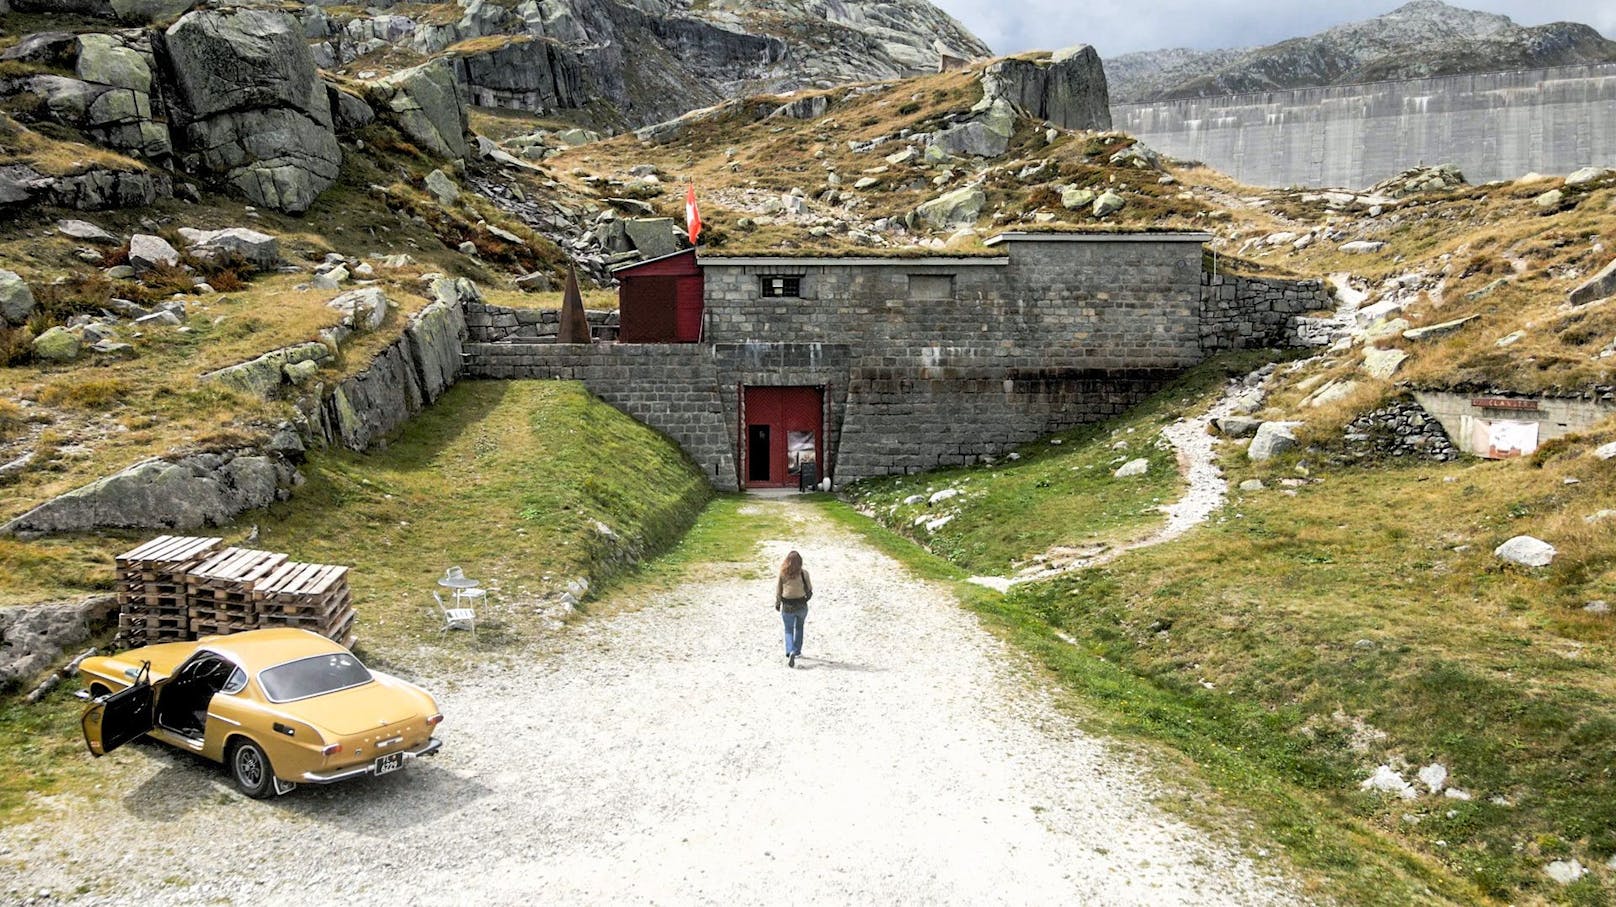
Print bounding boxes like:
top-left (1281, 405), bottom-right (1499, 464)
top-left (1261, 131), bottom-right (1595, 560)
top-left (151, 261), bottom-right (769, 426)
top-left (81, 664), bottom-right (154, 757)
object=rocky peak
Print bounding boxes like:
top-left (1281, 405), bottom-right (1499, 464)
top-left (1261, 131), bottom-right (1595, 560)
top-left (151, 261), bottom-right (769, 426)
top-left (1110, 0), bottom-right (1616, 102)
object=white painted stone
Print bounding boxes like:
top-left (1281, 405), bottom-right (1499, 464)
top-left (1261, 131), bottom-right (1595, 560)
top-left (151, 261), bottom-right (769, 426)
top-left (927, 488), bottom-right (959, 505)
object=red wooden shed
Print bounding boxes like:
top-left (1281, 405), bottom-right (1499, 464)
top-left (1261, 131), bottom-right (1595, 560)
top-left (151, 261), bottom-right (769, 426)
top-left (614, 249), bottom-right (704, 343)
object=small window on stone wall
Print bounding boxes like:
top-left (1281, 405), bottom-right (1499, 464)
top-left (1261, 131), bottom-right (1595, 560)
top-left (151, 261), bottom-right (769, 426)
top-left (908, 274), bottom-right (954, 300)
top-left (760, 275), bottom-right (802, 298)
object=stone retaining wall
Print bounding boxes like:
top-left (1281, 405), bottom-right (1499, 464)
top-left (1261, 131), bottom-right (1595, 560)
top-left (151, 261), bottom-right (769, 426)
top-left (1341, 398), bottom-right (1461, 462)
top-left (1200, 272), bottom-right (1336, 352)
top-left (464, 297), bottom-right (619, 343)
top-left (465, 342), bottom-right (738, 488)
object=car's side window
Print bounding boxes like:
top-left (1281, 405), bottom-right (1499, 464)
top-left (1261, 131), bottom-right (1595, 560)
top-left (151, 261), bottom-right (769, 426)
top-left (220, 666), bottom-right (247, 695)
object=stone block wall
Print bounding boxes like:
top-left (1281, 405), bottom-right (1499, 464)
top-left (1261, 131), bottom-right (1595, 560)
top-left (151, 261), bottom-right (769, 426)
top-left (836, 368), bottom-right (1176, 479)
top-left (1200, 272), bottom-right (1335, 352)
top-left (464, 342), bottom-right (738, 489)
top-left (464, 234), bottom-right (1223, 485)
top-left (464, 297), bottom-right (619, 342)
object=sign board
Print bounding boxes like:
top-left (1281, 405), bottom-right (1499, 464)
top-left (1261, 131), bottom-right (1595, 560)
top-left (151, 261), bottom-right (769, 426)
top-left (1471, 397), bottom-right (1540, 411)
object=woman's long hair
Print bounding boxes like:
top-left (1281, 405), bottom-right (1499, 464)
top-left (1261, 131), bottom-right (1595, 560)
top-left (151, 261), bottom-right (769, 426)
top-left (780, 550), bottom-right (803, 579)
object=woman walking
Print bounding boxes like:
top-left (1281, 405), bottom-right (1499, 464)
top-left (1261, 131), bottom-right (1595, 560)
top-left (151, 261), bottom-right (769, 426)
top-left (775, 550), bottom-right (812, 668)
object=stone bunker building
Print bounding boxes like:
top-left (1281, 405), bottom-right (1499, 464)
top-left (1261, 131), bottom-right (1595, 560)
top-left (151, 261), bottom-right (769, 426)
top-left (465, 231), bottom-right (1329, 491)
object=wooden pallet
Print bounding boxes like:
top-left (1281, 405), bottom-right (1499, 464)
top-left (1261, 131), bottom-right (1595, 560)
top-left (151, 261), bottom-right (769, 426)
top-left (114, 535), bottom-right (222, 647)
top-left (254, 561), bottom-right (353, 641)
top-left (187, 548), bottom-right (287, 640)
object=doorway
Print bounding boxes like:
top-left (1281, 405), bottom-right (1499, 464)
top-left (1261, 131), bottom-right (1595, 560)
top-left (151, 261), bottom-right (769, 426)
top-left (742, 386), bottom-right (824, 489)
top-left (747, 425), bottom-right (772, 482)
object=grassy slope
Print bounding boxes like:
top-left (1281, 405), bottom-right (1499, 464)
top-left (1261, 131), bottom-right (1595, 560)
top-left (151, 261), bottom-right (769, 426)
top-left (848, 358), bottom-right (1616, 905)
top-left (0, 379), bottom-right (713, 816)
top-left (846, 354), bottom-right (1272, 574)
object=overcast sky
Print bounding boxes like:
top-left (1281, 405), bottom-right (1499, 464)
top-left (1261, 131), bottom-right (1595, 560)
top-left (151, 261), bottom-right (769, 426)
top-left (930, 1), bottom-right (1616, 57)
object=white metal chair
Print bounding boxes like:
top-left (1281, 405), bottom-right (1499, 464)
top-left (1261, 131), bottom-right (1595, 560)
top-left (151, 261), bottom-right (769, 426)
top-left (433, 591), bottom-right (476, 638)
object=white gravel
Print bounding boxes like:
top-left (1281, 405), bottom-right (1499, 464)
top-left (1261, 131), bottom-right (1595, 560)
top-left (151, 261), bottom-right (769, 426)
top-left (1, 503), bottom-right (1300, 906)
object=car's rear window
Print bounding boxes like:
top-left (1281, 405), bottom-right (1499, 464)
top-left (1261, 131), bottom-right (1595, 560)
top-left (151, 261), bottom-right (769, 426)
top-left (258, 653), bottom-right (373, 703)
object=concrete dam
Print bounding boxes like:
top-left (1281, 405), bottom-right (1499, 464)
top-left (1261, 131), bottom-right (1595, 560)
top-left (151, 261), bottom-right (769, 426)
top-left (1112, 63), bottom-right (1616, 189)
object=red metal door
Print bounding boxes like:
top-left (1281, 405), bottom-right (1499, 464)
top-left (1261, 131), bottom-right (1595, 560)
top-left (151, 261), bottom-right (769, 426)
top-left (742, 386), bottom-right (823, 488)
top-left (674, 276), bottom-right (704, 342)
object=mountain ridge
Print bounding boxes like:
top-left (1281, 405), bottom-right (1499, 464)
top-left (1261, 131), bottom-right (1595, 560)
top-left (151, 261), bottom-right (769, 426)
top-left (1108, 0), bottom-right (1616, 103)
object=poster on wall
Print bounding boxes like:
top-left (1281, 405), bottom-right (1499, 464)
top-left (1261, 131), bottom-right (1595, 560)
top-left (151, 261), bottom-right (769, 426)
top-left (1471, 419), bottom-right (1539, 459)
top-left (787, 431), bottom-right (817, 475)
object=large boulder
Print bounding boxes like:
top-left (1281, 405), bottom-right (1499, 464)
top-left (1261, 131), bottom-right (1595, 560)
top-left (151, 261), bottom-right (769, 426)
top-left (12, 33), bottom-right (171, 160)
top-left (0, 270), bottom-right (36, 325)
top-left (32, 326), bottom-right (82, 362)
top-left (928, 97), bottom-right (1017, 158)
top-left (158, 8), bottom-right (341, 213)
top-left (1569, 258), bottom-right (1616, 308)
top-left (915, 185), bottom-right (985, 231)
top-left (1495, 535), bottom-right (1557, 568)
top-left (176, 227), bottom-right (280, 268)
top-left (1248, 421), bottom-right (1303, 461)
top-left (979, 46), bottom-right (1112, 132)
top-left (128, 232), bottom-right (179, 271)
top-left (0, 452), bottom-right (296, 536)
top-left (623, 218), bottom-right (678, 259)
top-left (367, 60), bottom-right (468, 160)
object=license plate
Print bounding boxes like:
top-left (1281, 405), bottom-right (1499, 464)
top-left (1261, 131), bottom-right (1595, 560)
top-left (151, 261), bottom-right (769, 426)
top-left (373, 752), bottom-right (404, 776)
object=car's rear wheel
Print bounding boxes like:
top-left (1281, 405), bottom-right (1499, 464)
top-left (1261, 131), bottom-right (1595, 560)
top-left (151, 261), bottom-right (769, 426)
top-left (228, 739), bottom-right (274, 799)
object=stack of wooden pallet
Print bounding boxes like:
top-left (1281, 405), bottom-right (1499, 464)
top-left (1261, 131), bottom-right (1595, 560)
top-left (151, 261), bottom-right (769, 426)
top-left (255, 561), bottom-right (355, 647)
top-left (115, 536), bottom-right (223, 647)
top-left (187, 547), bottom-right (288, 638)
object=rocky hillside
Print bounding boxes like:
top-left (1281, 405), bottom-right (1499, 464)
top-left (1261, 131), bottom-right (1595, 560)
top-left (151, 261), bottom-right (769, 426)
top-left (1109, 0), bottom-right (1616, 102)
top-left (0, 0), bottom-right (991, 133)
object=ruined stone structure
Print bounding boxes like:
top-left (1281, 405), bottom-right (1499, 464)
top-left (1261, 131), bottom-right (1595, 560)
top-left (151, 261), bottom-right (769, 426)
top-left (463, 232), bottom-right (1325, 491)
top-left (1114, 63), bottom-right (1616, 188)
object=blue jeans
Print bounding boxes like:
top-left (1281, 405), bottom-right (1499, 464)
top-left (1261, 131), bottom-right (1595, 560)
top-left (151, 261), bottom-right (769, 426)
top-left (780, 607), bottom-right (806, 656)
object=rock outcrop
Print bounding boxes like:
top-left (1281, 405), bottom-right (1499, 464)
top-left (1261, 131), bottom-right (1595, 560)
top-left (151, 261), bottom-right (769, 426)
top-left (157, 7), bottom-right (341, 213)
top-left (0, 596), bottom-right (118, 693)
top-left (981, 46), bottom-right (1112, 131)
top-left (0, 451), bottom-right (298, 537)
top-left (308, 277), bottom-right (470, 451)
top-left (366, 60), bottom-right (468, 161)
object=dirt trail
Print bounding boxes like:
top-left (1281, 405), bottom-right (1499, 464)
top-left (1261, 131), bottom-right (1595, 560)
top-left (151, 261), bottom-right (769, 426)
top-left (0, 503), bottom-right (1300, 906)
top-left (970, 384), bottom-right (1243, 592)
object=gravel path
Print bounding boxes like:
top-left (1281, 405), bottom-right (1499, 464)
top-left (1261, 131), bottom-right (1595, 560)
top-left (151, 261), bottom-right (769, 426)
top-left (1, 503), bottom-right (1299, 906)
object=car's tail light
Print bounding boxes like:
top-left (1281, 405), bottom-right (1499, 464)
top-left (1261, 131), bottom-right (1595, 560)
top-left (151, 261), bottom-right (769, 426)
top-left (426, 713), bottom-right (443, 727)
top-left (321, 743), bottom-right (342, 756)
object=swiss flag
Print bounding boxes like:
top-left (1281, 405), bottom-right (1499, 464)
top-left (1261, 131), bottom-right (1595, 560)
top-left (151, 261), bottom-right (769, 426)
top-left (685, 183), bottom-right (702, 246)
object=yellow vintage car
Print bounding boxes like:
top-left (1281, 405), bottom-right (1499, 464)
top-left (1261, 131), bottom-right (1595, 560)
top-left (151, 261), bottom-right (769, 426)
top-left (78, 627), bottom-right (442, 798)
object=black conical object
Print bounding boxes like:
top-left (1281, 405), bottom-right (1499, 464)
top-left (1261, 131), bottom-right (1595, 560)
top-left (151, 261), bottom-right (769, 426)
top-left (558, 264), bottom-right (592, 344)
